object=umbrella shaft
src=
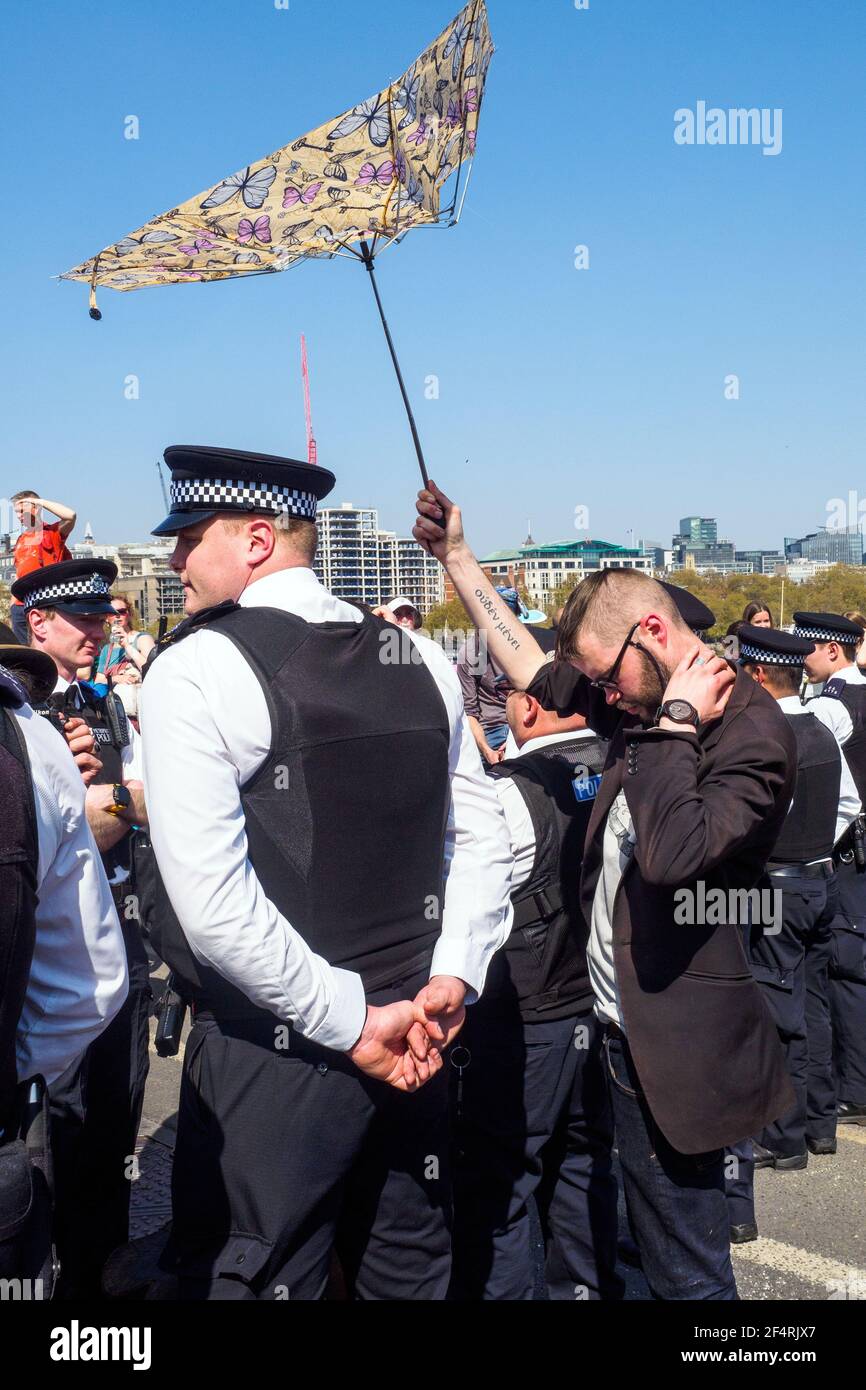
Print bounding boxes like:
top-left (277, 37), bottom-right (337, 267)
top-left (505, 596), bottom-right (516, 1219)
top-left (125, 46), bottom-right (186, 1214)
top-left (361, 244), bottom-right (430, 489)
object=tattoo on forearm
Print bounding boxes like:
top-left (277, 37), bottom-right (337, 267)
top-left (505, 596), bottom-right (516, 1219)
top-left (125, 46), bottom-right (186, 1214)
top-left (474, 587), bottom-right (521, 649)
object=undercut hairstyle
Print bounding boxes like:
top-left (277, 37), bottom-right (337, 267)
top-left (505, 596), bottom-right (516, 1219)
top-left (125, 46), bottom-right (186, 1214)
top-left (556, 568), bottom-right (687, 661)
top-left (741, 661), bottom-right (801, 696)
top-left (217, 512), bottom-right (318, 564)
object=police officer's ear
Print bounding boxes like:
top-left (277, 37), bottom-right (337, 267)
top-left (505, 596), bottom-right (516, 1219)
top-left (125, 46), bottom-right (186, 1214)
top-left (522, 693), bottom-right (542, 730)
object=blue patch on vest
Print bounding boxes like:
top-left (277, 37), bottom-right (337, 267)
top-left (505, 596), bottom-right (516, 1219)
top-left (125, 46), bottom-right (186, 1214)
top-left (572, 772), bottom-right (602, 802)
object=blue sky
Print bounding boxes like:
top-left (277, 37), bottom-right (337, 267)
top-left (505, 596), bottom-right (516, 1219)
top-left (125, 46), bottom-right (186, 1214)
top-left (3, 0), bottom-right (864, 556)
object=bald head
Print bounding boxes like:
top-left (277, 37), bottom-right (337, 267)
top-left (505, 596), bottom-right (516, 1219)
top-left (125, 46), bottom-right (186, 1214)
top-left (506, 690), bottom-right (588, 750)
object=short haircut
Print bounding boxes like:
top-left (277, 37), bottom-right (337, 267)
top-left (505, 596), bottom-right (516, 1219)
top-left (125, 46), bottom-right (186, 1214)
top-left (11, 490), bottom-right (38, 502)
top-left (557, 568), bottom-right (686, 660)
top-left (26, 607), bottom-right (56, 642)
top-left (742, 660), bottom-right (801, 695)
top-left (217, 513), bottom-right (317, 563)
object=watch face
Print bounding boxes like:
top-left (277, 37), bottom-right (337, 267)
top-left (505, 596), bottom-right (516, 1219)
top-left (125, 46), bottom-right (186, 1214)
top-left (113, 785), bottom-right (132, 810)
top-left (666, 700), bottom-right (695, 722)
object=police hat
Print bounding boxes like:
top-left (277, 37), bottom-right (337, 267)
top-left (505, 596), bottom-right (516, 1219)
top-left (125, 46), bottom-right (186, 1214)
top-left (0, 621), bottom-right (57, 703)
top-left (737, 624), bottom-right (815, 666)
top-left (11, 559), bottom-right (118, 616)
top-left (660, 583), bottom-right (716, 635)
top-left (152, 445), bottom-right (336, 536)
top-left (792, 612), bottom-right (864, 646)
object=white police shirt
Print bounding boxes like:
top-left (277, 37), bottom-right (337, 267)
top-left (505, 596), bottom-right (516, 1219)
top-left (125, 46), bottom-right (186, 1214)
top-left (12, 703), bottom-right (128, 1087)
top-left (806, 662), bottom-right (866, 747)
top-left (141, 567), bottom-right (514, 1053)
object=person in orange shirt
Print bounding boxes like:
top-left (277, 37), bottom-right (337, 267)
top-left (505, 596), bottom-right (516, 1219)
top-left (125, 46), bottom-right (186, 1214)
top-left (10, 490), bottom-right (77, 642)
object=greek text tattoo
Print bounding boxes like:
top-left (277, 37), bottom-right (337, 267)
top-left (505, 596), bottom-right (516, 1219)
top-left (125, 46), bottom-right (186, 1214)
top-left (475, 588), bottom-right (521, 649)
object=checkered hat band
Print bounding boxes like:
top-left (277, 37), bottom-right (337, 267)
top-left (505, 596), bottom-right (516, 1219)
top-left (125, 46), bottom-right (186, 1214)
top-left (170, 477), bottom-right (318, 519)
top-left (793, 625), bottom-right (853, 644)
top-left (739, 641), bottom-right (804, 665)
top-left (25, 575), bottom-right (110, 610)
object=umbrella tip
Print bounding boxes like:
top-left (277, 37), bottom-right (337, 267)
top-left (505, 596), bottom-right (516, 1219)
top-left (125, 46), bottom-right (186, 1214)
top-left (89, 306), bottom-right (102, 321)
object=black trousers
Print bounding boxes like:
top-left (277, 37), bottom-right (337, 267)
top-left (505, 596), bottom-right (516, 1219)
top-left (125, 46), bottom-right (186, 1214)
top-left (49, 979), bottom-right (151, 1298)
top-left (449, 1002), bottom-right (621, 1301)
top-left (747, 869), bottom-right (838, 1155)
top-left (829, 858), bottom-right (866, 1105)
top-left (162, 967), bottom-right (452, 1300)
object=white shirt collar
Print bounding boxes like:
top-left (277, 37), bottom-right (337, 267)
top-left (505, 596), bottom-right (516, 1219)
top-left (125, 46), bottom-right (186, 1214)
top-left (513, 728), bottom-right (595, 757)
top-left (776, 694), bottom-right (809, 712)
top-left (831, 663), bottom-right (866, 686)
top-left (237, 567), bottom-right (363, 625)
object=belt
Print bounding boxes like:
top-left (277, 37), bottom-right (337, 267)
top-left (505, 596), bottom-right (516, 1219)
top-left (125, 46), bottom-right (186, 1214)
top-left (767, 859), bottom-right (834, 880)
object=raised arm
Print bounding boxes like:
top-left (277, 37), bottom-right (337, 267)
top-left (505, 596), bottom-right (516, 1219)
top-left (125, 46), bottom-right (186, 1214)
top-left (35, 496), bottom-right (77, 538)
top-left (413, 481), bottom-right (549, 691)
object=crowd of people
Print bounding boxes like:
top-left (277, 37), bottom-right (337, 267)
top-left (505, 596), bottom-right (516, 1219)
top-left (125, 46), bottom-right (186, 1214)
top-left (1, 456), bottom-right (865, 1303)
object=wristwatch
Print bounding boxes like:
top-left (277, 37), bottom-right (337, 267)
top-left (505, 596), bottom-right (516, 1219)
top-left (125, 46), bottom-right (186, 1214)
top-left (105, 783), bottom-right (132, 817)
top-left (657, 699), bottom-right (700, 729)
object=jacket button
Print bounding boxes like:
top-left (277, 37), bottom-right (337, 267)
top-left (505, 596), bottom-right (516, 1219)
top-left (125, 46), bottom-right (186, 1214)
top-left (317, 1062), bottom-right (328, 1075)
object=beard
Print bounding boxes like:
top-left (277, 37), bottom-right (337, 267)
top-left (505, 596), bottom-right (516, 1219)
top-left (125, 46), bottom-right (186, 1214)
top-left (622, 648), bottom-right (674, 723)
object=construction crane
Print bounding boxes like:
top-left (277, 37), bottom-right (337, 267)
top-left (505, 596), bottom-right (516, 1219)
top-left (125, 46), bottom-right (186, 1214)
top-left (301, 335), bottom-right (317, 466)
top-left (156, 459), bottom-right (169, 511)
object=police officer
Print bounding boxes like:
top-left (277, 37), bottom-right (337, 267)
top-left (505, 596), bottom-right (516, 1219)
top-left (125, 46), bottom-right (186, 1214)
top-left (795, 612), bottom-right (866, 1128)
top-left (450, 687), bottom-right (622, 1301)
top-left (11, 559), bottom-right (151, 1297)
top-left (726, 626), bottom-right (861, 1240)
top-left (0, 623), bottom-right (127, 1289)
top-left (140, 445), bottom-right (513, 1300)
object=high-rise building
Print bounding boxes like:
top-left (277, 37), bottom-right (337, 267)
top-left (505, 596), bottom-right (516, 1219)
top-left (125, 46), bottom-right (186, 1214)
top-left (677, 517), bottom-right (718, 548)
top-left (784, 527), bottom-right (863, 567)
top-left (314, 503), bottom-right (444, 612)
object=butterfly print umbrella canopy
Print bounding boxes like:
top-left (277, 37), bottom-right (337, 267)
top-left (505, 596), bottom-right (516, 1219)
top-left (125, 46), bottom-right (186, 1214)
top-left (59, 1), bottom-right (494, 483)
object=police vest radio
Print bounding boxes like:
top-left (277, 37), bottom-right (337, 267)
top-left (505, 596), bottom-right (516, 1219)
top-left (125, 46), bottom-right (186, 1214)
top-left (154, 974), bottom-right (187, 1058)
top-left (853, 815), bottom-right (866, 874)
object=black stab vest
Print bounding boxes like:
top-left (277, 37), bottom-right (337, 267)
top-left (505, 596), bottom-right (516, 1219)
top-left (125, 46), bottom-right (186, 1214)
top-left (144, 604), bottom-right (452, 1015)
top-left (488, 733), bottom-right (609, 1022)
top-left (817, 678), bottom-right (866, 803)
top-left (771, 713), bottom-right (841, 864)
top-left (0, 698), bottom-right (38, 1129)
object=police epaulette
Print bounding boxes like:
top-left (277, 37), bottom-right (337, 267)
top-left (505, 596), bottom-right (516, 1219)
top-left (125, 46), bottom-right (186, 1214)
top-left (820, 678), bottom-right (845, 700)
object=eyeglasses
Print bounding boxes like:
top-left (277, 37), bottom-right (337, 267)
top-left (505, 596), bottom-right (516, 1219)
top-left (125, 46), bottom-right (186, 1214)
top-left (590, 622), bottom-right (641, 693)
top-left (113, 607), bottom-right (130, 616)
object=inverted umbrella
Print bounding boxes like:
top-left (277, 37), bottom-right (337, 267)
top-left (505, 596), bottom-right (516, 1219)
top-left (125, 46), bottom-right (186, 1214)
top-left (59, 0), bottom-right (495, 485)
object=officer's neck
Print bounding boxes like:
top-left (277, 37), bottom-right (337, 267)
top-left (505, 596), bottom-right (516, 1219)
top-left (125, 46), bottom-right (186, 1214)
top-left (52, 654), bottom-right (81, 685)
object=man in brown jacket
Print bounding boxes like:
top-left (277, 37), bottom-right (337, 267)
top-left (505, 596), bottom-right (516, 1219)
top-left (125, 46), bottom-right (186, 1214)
top-left (414, 481), bottom-right (795, 1300)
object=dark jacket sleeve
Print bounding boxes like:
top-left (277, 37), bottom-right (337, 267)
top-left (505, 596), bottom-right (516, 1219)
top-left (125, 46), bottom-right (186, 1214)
top-left (621, 711), bottom-right (795, 888)
top-left (526, 660), bottom-right (624, 740)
